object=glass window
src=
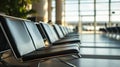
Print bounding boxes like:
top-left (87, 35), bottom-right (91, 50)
top-left (111, 16), bottom-right (120, 22)
top-left (65, 4), bottom-right (78, 10)
top-left (96, 3), bottom-right (108, 11)
top-left (80, 3), bottom-right (94, 11)
top-left (52, 0), bottom-right (120, 24)
top-left (96, 0), bottom-right (108, 2)
top-left (111, 0), bottom-right (120, 2)
top-left (65, 16), bottom-right (78, 22)
top-left (111, 3), bottom-right (120, 10)
top-left (65, 12), bottom-right (78, 16)
top-left (96, 11), bottom-right (109, 15)
top-left (82, 16), bottom-right (94, 22)
top-left (96, 16), bottom-right (109, 22)
top-left (80, 11), bottom-right (94, 15)
top-left (66, 0), bottom-right (78, 4)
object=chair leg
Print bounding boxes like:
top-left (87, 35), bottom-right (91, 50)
top-left (57, 58), bottom-right (76, 67)
top-left (77, 53), bottom-right (82, 58)
top-left (72, 53), bottom-right (82, 59)
top-left (37, 62), bottom-right (40, 67)
top-left (77, 42), bottom-right (81, 50)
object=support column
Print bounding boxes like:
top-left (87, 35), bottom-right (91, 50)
top-left (109, 0), bottom-right (111, 27)
top-left (32, 0), bottom-right (48, 22)
top-left (94, 0), bottom-right (97, 44)
top-left (56, 0), bottom-right (63, 25)
top-left (48, 0), bottom-right (52, 21)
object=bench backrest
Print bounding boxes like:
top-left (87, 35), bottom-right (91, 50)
top-left (59, 25), bottom-right (67, 36)
top-left (47, 24), bottom-right (59, 40)
top-left (53, 24), bottom-right (64, 38)
top-left (39, 22), bottom-right (58, 44)
top-left (0, 15), bottom-right (35, 58)
top-left (24, 21), bottom-right (45, 50)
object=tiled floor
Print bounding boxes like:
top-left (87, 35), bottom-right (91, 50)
top-left (80, 48), bottom-right (120, 56)
top-left (39, 33), bottom-right (120, 67)
top-left (68, 58), bottom-right (120, 67)
top-left (39, 57), bottom-right (120, 67)
top-left (81, 34), bottom-right (120, 53)
top-left (2, 33), bottom-right (120, 67)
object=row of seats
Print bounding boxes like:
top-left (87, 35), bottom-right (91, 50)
top-left (100, 26), bottom-right (120, 40)
top-left (38, 22), bottom-right (80, 46)
top-left (0, 14), bottom-right (81, 66)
